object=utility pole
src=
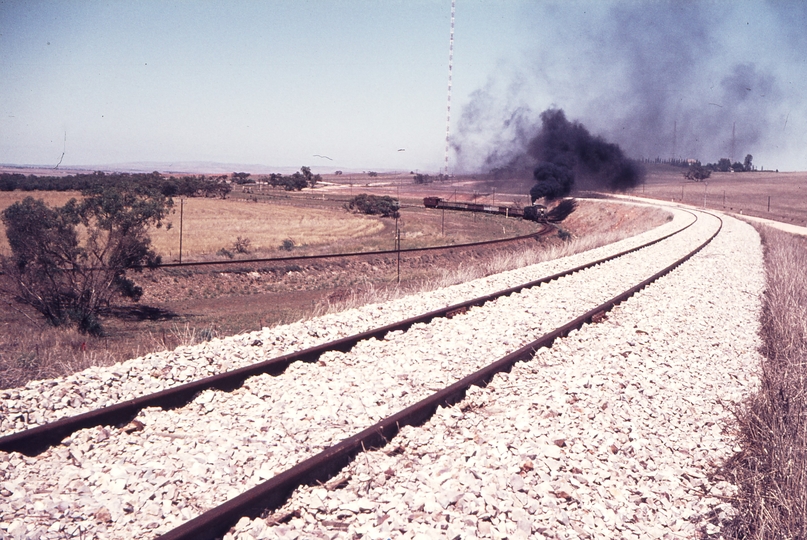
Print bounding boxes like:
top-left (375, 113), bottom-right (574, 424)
top-left (395, 216), bottom-right (401, 283)
top-left (179, 198), bottom-right (184, 264)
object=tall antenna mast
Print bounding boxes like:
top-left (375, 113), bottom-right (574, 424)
top-left (671, 120), bottom-right (677, 162)
top-left (444, 0), bottom-right (455, 175)
top-left (730, 121), bottom-right (736, 163)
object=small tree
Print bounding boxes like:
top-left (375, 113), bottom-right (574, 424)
top-left (231, 172), bottom-right (252, 184)
top-left (299, 166), bottom-right (321, 188)
top-left (268, 173), bottom-right (283, 188)
top-left (1, 187), bottom-right (170, 334)
top-left (0, 173), bottom-right (20, 191)
top-left (287, 172), bottom-right (308, 191)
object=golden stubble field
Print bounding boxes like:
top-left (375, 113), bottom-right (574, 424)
top-left (0, 188), bottom-right (545, 261)
top-left (0, 192), bottom-right (387, 259)
top-left (148, 198), bottom-right (386, 260)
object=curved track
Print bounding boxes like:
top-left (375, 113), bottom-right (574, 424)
top-left (156, 210), bottom-right (722, 540)
top-left (0, 207), bottom-right (726, 540)
top-left (0, 213), bottom-right (693, 456)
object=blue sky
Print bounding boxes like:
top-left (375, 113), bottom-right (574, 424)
top-left (2, 1), bottom-right (806, 173)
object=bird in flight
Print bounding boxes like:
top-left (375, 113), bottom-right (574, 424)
top-left (313, 154), bottom-right (333, 160)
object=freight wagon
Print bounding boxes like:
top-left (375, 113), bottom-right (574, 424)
top-left (423, 197), bottom-right (548, 222)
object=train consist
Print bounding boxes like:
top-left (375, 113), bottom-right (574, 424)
top-left (423, 196), bottom-right (551, 222)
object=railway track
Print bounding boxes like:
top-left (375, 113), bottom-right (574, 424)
top-left (0, 212), bottom-right (691, 455)
top-left (0, 206), bottom-right (737, 540)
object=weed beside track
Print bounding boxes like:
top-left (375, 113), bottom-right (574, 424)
top-left (723, 226), bottom-right (807, 538)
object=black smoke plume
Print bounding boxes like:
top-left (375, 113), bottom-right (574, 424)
top-left (530, 162), bottom-right (574, 201)
top-left (545, 198), bottom-right (577, 222)
top-left (515, 109), bottom-right (643, 202)
top-left (452, 3), bottom-right (807, 173)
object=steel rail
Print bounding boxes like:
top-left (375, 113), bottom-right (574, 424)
top-left (157, 210), bottom-right (722, 540)
top-left (0, 210), bottom-right (696, 457)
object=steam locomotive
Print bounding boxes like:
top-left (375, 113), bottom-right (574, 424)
top-left (423, 197), bottom-right (548, 222)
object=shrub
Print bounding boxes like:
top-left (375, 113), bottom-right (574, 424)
top-left (231, 172), bottom-right (252, 184)
top-left (279, 173), bottom-right (308, 191)
top-left (345, 194), bottom-right (400, 218)
top-left (233, 236), bottom-right (251, 254)
top-left (413, 173), bottom-right (433, 184)
top-left (300, 166), bottom-right (321, 188)
top-left (684, 163), bottom-right (712, 181)
top-left (279, 239), bottom-right (295, 251)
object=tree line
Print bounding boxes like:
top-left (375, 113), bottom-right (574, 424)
top-left (684, 154), bottom-right (755, 181)
top-left (230, 167), bottom-right (321, 191)
top-left (641, 154), bottom-right (755, 172)
top-left (0, 170), bottom-right (234, 198)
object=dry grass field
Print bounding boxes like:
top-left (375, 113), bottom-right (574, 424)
top-left (0, 188), bottom-right (543, 261)
top-left (148, 197), bottom-right (386, 260)
top-left (723, 226), bottom-right (807, 538)
top-left (628, 165), bottom-right (807, 225)
top-left (0, 191), bottom-right (386, 260)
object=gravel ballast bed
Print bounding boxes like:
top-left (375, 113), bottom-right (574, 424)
top-left (0, 206), bottom-right (762, 540)
top-left (230, 213), bottom-right (764, 540)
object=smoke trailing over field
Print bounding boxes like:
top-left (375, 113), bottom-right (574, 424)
top-left (453, 2), bottom-right (807, 173)
top-left (477, 107), bottom-right (642, 200)
top-left (528, 109), bottom-right (642, 201)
